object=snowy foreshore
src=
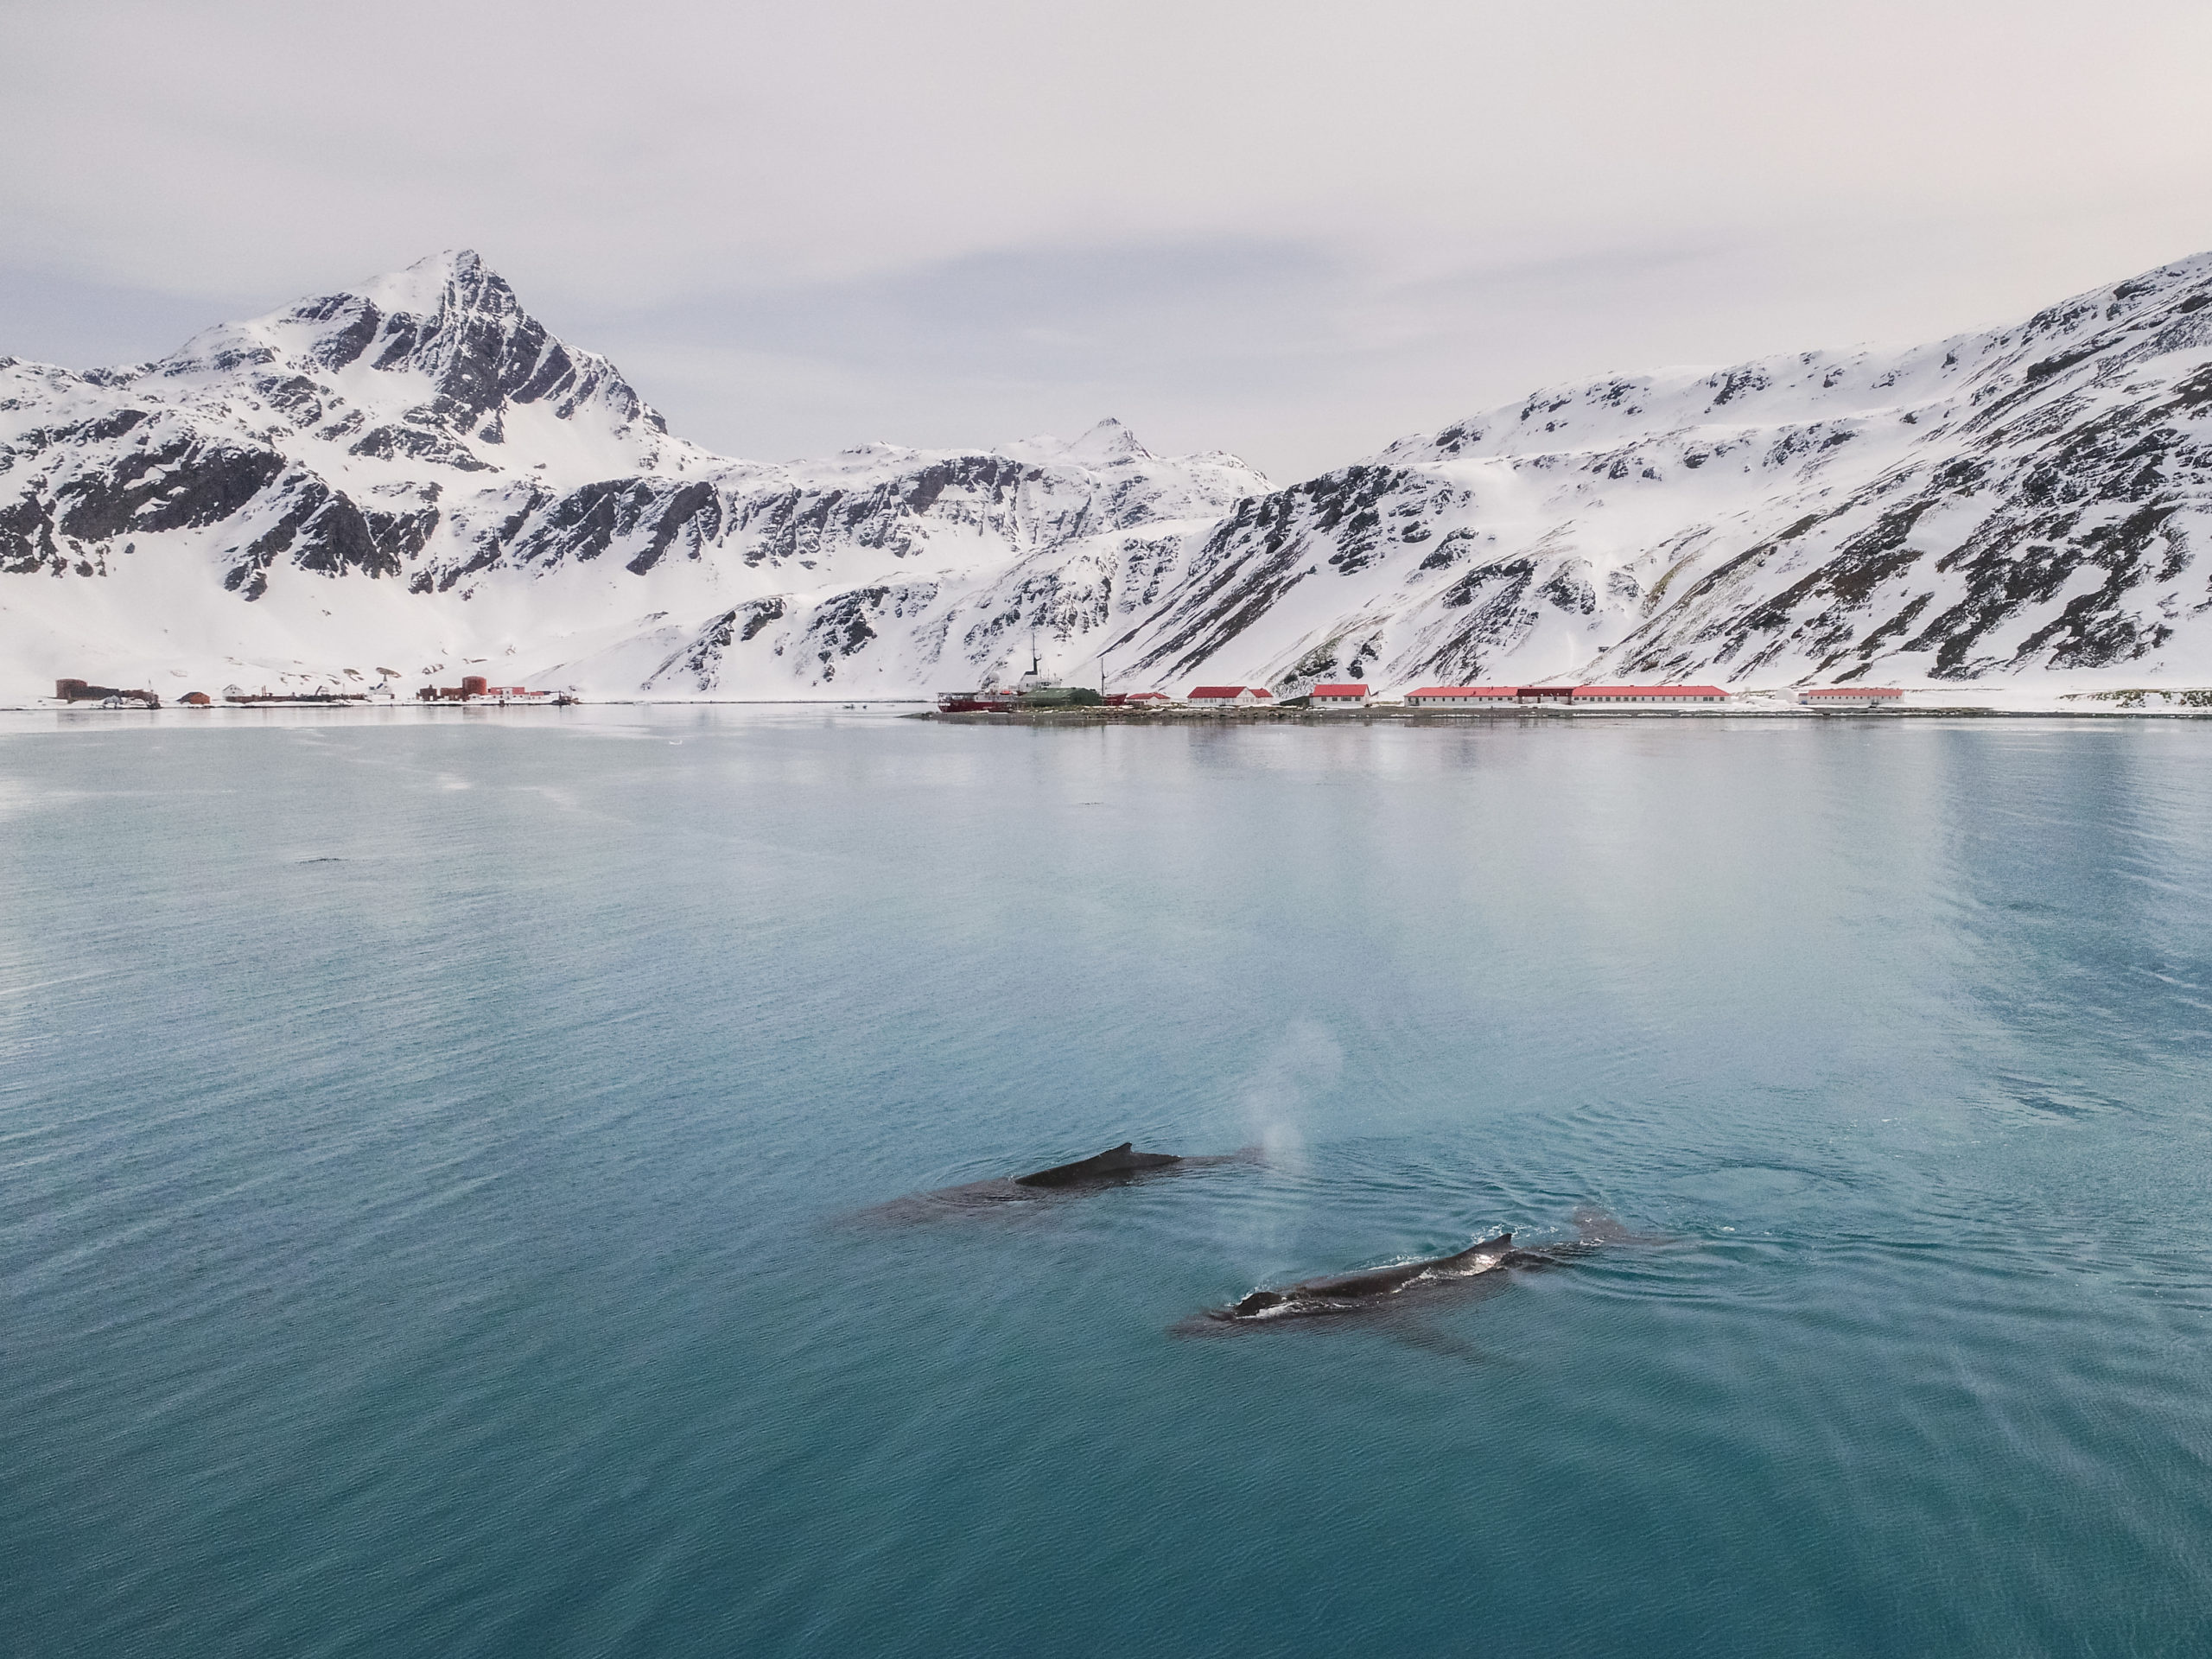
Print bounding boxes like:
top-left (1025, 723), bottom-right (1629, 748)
top-left (16, 687), bottom-right (2212, 720)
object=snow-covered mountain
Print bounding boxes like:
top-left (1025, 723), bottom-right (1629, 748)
top-left (0, 251), bottom-right (1266, 699)
top-left (7, 247), bottom-right (2212, 700)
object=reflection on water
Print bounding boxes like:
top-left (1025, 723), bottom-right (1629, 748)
top-left (6, 709), bottom-right (2212, 1656)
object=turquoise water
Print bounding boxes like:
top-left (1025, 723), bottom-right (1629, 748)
top-left (7, 708), bottom-right (2212, 1656)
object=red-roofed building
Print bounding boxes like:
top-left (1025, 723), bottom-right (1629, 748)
top-left (1188, 685), bottom-right (1274, 707)
top-left (1311, 683), bottom-right (1370, 705)
top-left (1406, 686), bottom-right (1519, 706)
top-left (1800, 686), bottom-right (1904, 708)
top-left (1570, 685), bottom-right (1729, 704)
top-left (1104, 690), bottom-right (1173, 706)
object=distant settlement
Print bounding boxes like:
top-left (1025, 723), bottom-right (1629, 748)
top-left (932, 679), bottom-right (1905, 715)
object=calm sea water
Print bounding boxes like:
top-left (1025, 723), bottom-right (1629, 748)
top-left (7, 707), bottom-right (2212, 1657)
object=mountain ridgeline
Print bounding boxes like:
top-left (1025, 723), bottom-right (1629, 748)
top-left (6, 248), bottom-right (2212, 698)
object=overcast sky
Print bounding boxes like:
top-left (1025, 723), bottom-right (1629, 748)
top-left (4, 0), bottom-right (2209, 480)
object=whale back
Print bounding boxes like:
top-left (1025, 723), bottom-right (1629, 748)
top-left (1015, 1142), bottom-right (1183, 1188)
top-left (1436, 1230), bottom-right (1512, 1268)
top-left (1275, 1232), bottom-right (1516, 1305)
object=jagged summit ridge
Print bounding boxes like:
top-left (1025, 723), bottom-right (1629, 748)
top-left (134, 248), bottom-right (681, 481)
top-left (5, 248), bottom-right (2212, 697)
top-left (354, 247), bottom-right (495, 317)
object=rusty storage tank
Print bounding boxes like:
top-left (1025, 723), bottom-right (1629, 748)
top-left (461, 675), bottom-right (489, 697)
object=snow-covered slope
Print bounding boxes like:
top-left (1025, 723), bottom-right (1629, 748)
top-left (1107, 252), bottom-right (2212, 693)
top-left (8, 248), bottom-right (2212, 700)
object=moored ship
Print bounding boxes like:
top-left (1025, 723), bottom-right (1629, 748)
top-left (937, 648), bottom-right (1103, 714)
top-left (936, 686), bottom-right (1020, 714)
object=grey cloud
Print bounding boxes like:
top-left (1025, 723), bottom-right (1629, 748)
top-left (4, 1), bottom-right (2210, 480)
top-left (569, 218), bottom-right (2212, 479)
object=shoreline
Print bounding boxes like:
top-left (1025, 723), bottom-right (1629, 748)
top-left (918, 704), bottom-right (2212, 724)
top-left (12, 698), bottom-right (2212, 723)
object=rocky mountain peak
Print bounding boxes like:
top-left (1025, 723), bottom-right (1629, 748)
top-left (308, 249), bottom-right (665, 441)
top-left (1002, 418), bottom-right (1157, 469)
top-left (1063, 418), bottom-right (1150, 465)
top-left (130, 250), bottom-right (671, 468)
top-left (353, 247), bottom-right (498, 318)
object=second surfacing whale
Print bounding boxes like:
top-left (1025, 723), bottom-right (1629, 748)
top-left (857, 1141), bottom-right (1262, 1221)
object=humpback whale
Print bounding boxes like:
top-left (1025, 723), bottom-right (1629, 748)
top-left (1191, 1208), bottom-right (1643, 1328)
top-left (855, 1142), bottom-right (1261, 1221)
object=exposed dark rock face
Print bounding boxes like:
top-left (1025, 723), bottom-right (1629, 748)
top-left (53, 428), bottom-right (287, 542)
top-left (643, 601), bottom-right (790, 692)
top-left (0, 493), bottom-right (62, 575)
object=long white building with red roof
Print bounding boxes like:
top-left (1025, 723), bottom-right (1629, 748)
top-left (1405, 686), bottom-right (1520, 705)
top-left (1571, 684), bottom-right (1728, 703)
top-left (1799, 687), bottom-right (1904, 708)
top-left (1402, 683), bottom-right (1730, 706)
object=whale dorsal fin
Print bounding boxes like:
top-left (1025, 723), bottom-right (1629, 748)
top-left (1015, 1141), bottom-right (1141, 1186)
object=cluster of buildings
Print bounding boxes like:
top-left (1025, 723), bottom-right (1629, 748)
top-left (56, 676), bottom-right (404, 708)
top-left (52, 678), bottom-right (369, 709)
top-left (939, 652), bottom-right (1904, 716)
top-left (416, 676), bottom-right (560, 703)
top-left (50, 673), bottom-right (575, 709)
top-left (940, 677), bottom-right (1904, 714)
top-left (53, 677), bottom-right (162, 709)
top-left (1178, 683), bottom-right (1904, 710)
